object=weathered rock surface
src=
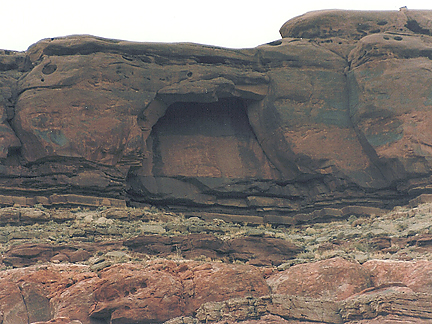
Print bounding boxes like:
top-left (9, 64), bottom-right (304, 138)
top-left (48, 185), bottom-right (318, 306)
top-left (3, 8), bottom-right (432, 324)
top-left (0, 220), bottom-right (302, 267)
top-left (1, 9), bottom-right (432, 223)
top-left (0, 260), bottom-right (270, 324)
top-left (362, 259), bottom-right (432, 293)
top-left (170, 259), bottom-right (432, 323)
top-left (1, 257), bottom-right (431, 324)
top-left (1, 241), bottom-right (121, 268)
top-left (267, 257), bottom-right (372, 300)
top-left (188, 288), bottom-right (432, 324)
top-left (2, 201), bottom-right (432, 323)
top-left (123, 233), bottom-right (302, 266)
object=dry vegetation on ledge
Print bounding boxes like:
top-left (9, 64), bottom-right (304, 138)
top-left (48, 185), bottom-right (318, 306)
top-left (1, 201), bottom-right (432, 270)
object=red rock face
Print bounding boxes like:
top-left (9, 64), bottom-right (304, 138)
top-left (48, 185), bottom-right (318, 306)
top-left (1, 10), bottom-right (432, 221)
top-left (0, 258), bottom-right (432, 323)
top-left (362, 259), bottom-right (432, 293)
top-left (90, 262), bottom-right (187, 323)
top-left (148, 99), bottom-right (278, 179)
top-left (93, 260), bottom-right (270, 322)
top-left (3, 10), bottom-right (432, 324)
top-left (0, 264), bottom-right (98, 324)
top-left (0, 260), bottom-right (270, 324)
top-left (266, 257), bottom-right (372, 300)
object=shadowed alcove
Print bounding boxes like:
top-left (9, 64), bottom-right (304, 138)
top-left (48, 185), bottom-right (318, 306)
top-left (126, 97), bottom-right (279, 205)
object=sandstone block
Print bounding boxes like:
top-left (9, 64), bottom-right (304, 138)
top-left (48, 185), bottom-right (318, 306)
top-left (267, 257), bottom-right (372, 300)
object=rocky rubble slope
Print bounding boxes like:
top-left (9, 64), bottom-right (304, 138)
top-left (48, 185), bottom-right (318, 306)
top-left (1, 200), bottom-right (432, 323)
top-left (1, 9), bottom-right (432, 223)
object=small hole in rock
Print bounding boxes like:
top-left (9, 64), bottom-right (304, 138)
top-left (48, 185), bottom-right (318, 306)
top-left (42, 63), bottom-right (57, 75)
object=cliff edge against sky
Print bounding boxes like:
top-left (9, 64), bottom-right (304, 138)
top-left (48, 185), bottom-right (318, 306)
top-left (1, 9), bottom-right (432, 224)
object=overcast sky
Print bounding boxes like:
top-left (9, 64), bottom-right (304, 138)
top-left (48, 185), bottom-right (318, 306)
top-left (1, 0), bottom-right (431, 51)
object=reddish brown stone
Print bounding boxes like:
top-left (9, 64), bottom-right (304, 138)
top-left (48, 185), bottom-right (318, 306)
top-left (213, 316), bottom-right (319, 324)
top-left (0, 10), bottom-right (431, 219)
top-left (50, 253), bottom-right (69, 263)
top-left (2, 256), bottom-right (432, 323)
top-left (3, 10), bottom-right (432, 323)
top-left (228, 236), bottom-right (303, 266)
top-left (369, 237), bottom-right (392, 250)
top-left (362, 260), bottom-right (432, 294)
top-left (0, 280), bottom-right (29, 324)
top-left (0, 264), bottom-right (97, 324)
top-left (123, 233), bottom-right (301, 265)
top-left (343, 315), bottom-right (432, 323)
top-left (66, 249), bottom-right (92, 263)
top-left (341, 286), bottom-right (432, 323)
top-left (1, 241), bottom-right (124, 268)
top-left (186, 262), bottom-right (270, 313)
top-left (90, 260), bottom-right (270, 323)
top-left (267, 257), bottom-right (373, 300)
top-left (90, 262), bottom-right (184, 323)
top-left (2, 243), bottom-right (54, 267)
top-left (1, 260), bottom-right (271, 323)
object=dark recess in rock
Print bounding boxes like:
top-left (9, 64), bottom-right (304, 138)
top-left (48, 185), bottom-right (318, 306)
top-left (405, 19), bottom-right (432, 35)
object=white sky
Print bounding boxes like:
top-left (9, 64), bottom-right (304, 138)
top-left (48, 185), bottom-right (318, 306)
top-left (1, 0), bottom-right (431, 51)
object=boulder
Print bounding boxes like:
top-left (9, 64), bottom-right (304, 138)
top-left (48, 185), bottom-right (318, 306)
top-left (0, 264), bottom-right (97, 324)
top-left (267, 257), bottom-right (372, 300)
top-left (362, 259), bottom-right (432, 293)
top-left (0, 260), bottom-right (269, 324)
top-left (89, 260), bottom-right (270, 323)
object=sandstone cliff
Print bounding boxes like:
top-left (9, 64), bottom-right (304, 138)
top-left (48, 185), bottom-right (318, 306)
top-left (1, 9), bottom-right (432, 223)
top-left (3, 9), bottom-right (432, 323)
top-left (1, 200), bottom-right (432, 323)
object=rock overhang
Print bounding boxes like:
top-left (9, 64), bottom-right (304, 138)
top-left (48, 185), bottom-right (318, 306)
top-left (1, 9), bottom-right (432, 223)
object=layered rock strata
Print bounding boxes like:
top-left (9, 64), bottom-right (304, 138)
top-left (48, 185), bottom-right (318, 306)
top-left (1, 9), bottom-right (432, 223)
top-left (1, 257), bottom-right (432, 324)
top-left (1, 202), bottom-right (432, 323)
